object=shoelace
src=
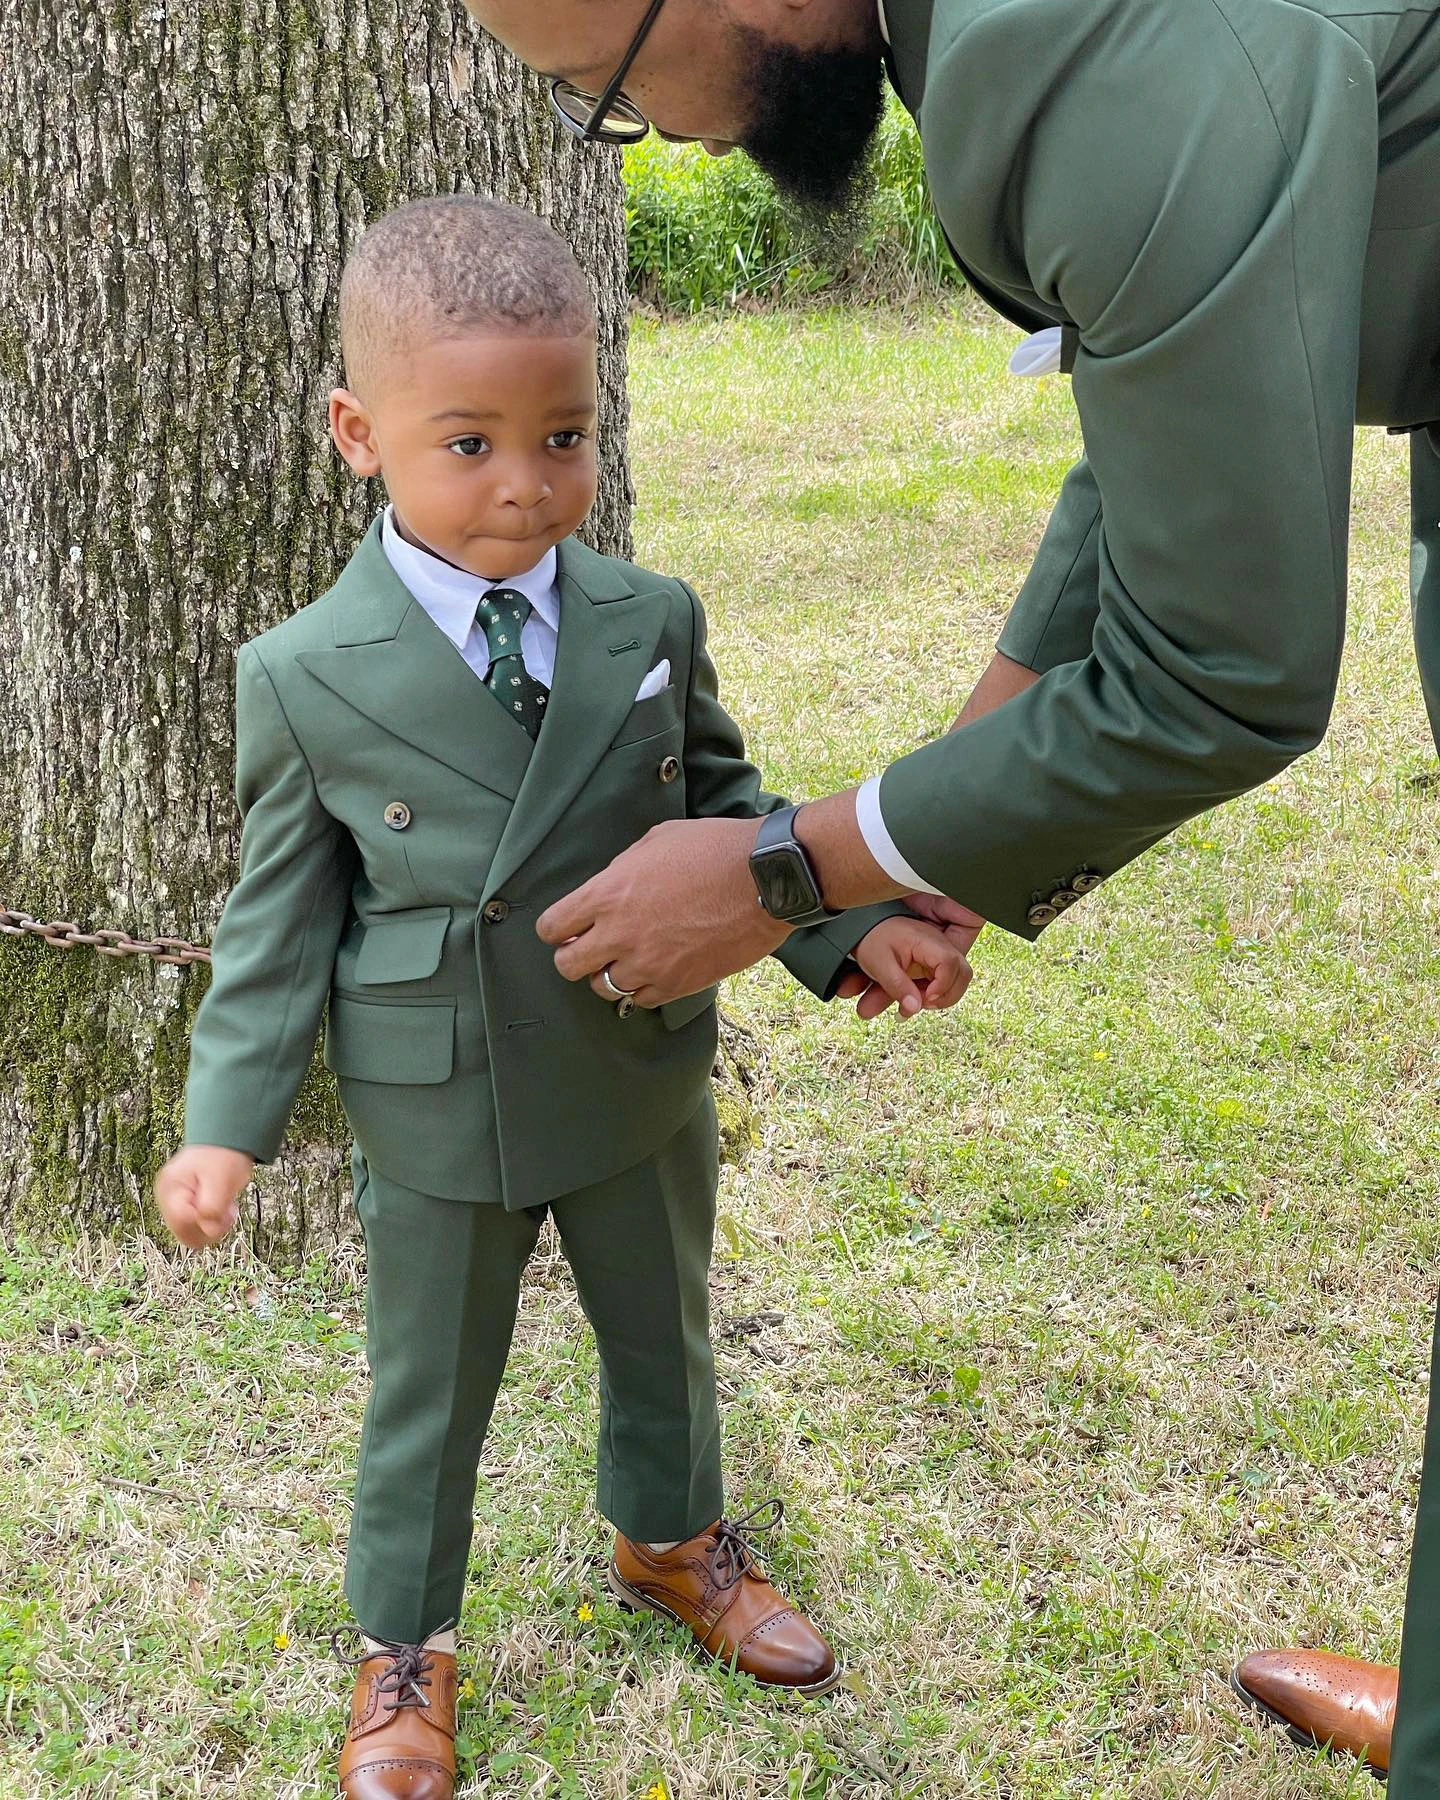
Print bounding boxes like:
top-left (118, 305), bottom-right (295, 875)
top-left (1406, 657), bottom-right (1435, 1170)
top-left (330, 1618), bottom-right (456, 1716)
top-left (709, 1497), bottom-right (785, 1592)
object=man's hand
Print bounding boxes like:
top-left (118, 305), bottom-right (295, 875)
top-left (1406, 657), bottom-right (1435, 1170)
top-left (538, 816), bottom-right (789, 1007)
top-left (841, 916), bottom-right (973, 1020)
top-left (904, 892), bottom-right (987, 959)
top-left (154, 1145), bottom-right (254, 1249)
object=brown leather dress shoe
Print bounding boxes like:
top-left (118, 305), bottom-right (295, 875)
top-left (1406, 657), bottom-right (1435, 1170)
top-left (609, 1499), bottom-right (840, 1696)
top-left (1231, 1647), bottom-right (1396, 1774)
top-left (336, 1634), bottom-right (458, 1799)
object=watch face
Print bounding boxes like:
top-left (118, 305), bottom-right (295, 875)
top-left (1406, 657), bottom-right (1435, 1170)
top-left (751, 846), bottom-right (823, 920)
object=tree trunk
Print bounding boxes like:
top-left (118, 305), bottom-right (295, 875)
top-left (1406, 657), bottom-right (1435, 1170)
top-left (0, 0), bottom-right (636, 1260)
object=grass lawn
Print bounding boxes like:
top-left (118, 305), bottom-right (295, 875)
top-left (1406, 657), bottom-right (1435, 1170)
top-left (3, 299), bottom-right (1437, 1798)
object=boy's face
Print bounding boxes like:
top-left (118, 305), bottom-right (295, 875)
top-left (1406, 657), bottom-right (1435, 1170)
top-left (329, 330), bottom-right (599, 580)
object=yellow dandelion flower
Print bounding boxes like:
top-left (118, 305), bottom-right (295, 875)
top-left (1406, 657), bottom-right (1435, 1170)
top-left (577, 1602), bottom-right (595, 1623)
top-left (273, 1632), bottom-right (289, 1651)
top-left (459, 1677), bottom-right (476, 1699)
top-left (646, 1784), bottom-right (669, 1800)
top-left (1092, 1050), bottom-right (1108, 1061)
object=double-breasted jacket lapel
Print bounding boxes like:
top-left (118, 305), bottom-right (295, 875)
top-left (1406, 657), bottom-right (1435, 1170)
top-left (484, 538), bottom-right (669, 899)
top-left (293, 517), bottom-right (533, 802)
top-left (291, 521), bottom-right (671, 897)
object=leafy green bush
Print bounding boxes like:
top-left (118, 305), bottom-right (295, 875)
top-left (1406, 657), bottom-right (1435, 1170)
top-left (622, 98), bottom-right (959, 311)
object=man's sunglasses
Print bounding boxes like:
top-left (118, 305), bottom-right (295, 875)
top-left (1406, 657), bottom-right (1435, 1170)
top-left (549, 0), bottom-right (666, 144)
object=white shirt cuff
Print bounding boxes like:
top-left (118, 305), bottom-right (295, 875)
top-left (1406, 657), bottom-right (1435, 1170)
top-left (855, 776), bottom-right (946, 898)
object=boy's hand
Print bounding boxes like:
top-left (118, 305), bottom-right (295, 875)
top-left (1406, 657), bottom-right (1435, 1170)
top-left (154, 1146), bottom-right (255, 1250)
top-left (847, 917), bottom-right (973, 1020)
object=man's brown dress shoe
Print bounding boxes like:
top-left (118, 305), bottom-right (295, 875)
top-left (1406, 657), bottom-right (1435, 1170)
top-left (609, 1499), bottom-right (840, 1696)
top-left (336, 1634), bottom-right (458, 1799)
top-left (1231, 1647), bottom-right (1396, 1774)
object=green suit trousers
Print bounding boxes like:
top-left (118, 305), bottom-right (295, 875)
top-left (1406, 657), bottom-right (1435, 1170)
top-left (343, 1096), bottom-right (723, 1645)
top-left (1387, 431), bottom-right (1440, 1792)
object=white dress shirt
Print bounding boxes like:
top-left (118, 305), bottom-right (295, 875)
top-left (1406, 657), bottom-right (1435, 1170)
top-left (380, 505), bottom-right (561, 687)
top-left (380, 505), bottom-right (670, 704)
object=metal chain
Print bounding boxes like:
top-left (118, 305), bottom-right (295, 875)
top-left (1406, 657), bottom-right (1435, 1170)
top-left (0, 906), bottom-right (211, 967)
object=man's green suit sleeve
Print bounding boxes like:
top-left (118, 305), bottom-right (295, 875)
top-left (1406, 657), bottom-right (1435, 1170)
top-left (676, 583), bottom-right (907, 999)
top-left (183, 644), bottom-right (357, 1161)
top-left (882, 0), bottom-right (1378, 936)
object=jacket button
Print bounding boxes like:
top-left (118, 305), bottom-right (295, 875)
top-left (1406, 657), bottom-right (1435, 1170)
top-left (383, 801), bottom-right (412, 831)
top-left (1051, 888), bottom-right (1080, 910)
top-left (1072, 871), bottom-right (1103, 894)
top-left (1026, 902), bottom-right (1058, 928)
top-left (483, 899), bottom-right (510, 925)
top-left (616, 995), bottom-right (637, 1019)
top-left (658, 755), bottom-right (681, 784)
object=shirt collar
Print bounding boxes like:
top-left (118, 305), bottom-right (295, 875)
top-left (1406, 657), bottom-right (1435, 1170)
top-left (380, 505), bottom-right (560, 650)
top-left (877, 0), bottom-right (890, 43)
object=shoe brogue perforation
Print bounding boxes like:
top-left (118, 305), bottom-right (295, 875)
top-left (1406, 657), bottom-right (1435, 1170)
top-left (738, 1609), bottom-right (799, 1650)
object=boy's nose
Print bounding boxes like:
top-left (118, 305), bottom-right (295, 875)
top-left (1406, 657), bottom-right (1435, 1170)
top-left (494, 469), bottom-right (553, 508)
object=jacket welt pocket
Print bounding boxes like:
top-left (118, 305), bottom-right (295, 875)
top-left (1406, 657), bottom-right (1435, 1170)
top-left (324, 995), bottom-right (455, 1084)
top-left (352, 906), bottom-right (451, 984)
top-left (659, 985), bottom-right (719, 1032)
top-left (609, 685), bottom-right (679, 747)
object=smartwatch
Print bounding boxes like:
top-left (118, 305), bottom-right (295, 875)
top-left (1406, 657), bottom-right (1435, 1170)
top-left (749, 805), bottom-right (840, 929)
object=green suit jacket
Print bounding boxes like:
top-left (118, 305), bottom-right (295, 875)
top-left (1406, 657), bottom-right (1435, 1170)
top-left (880, 0), bottom-right (1440, 934)
top-left (183, 520), bottom-right (900, 1209)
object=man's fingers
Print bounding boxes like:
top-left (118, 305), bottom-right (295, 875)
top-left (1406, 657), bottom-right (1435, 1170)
top-left (835, 971), bottom-right (870, 1001)
top-left (586, 967), bottom-right (657, 1007)
top-left (944, 921), bottom-right (984, 958)
top-left (907, 894), bottom-right (987, 957)
top-left (552, 931), bottom-right (610, 982)
top-left (536, 881), bottom-right (600, 947)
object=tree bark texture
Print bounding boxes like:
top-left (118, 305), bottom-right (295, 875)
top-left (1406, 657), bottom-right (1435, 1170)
top-left (0, 0), bottom-right (637, 1259)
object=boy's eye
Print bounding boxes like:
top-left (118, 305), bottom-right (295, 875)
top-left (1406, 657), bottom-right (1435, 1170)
top-left (449, 436), bottom-right (489, 458)
top-left (549, 430), bottom-right (588, 450)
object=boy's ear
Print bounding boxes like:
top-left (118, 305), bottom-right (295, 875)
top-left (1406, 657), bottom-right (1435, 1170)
top-left (328, 387), bottom-right (383, 478)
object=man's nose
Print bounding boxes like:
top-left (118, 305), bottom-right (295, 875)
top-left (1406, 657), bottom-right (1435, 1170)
top-left (657, 128), bottom-right (737, 156)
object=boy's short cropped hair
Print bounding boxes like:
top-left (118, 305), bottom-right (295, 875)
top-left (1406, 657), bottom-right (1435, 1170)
top-left (340, 193), bottom-right (596, 401)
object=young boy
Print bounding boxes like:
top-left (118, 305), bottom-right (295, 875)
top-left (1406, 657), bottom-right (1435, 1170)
top-left (155, 195), bottom-right (968, 1800)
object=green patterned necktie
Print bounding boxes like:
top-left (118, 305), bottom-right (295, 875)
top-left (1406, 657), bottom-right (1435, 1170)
top-left (475, 587), bottom-right (549, 741)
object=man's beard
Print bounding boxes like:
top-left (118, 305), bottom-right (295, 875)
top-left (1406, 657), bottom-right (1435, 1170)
top-left (736, 28), bottom-right (887, 241)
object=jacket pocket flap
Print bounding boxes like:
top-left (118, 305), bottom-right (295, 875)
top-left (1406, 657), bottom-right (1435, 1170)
top-left (610, 685), bottom-right (679, 747)
top-left (659, 985), bottom-right (719, 1032)
top-left (324, 996), bottom-right (455, 1084)
top-left (353, 908), bottom-right (451, 985)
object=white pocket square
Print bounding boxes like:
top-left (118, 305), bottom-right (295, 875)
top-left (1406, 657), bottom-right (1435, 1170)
top-left (634, 658), bottom-right (671, 702)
